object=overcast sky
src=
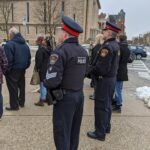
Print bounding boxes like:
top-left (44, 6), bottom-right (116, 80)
top-left (100, 0), bottom-right (150, 40)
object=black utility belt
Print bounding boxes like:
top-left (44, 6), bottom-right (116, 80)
top-left (46, 88), bottom-right (63, 105)
top-left (98, 76), bottom-right (114, 80)
top-left (46, 88), bottom-right (79, 105)
top-left (62, 89), bottom-right (79, 95)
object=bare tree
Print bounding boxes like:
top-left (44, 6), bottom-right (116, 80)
top-left (0, 0), bottom-right (13, 40)
top-left (34, 0), bottom-right (62, 48)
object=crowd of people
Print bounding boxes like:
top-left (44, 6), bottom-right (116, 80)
top-left (0, 15), bottom-right (131, 150)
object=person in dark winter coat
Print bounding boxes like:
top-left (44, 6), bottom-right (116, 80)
top-left (4, 27), bottom-right (31, 111)
top-left (113, 35), bottom-right (130, 113)
top-left (34, 35), bottom-right (51, 106)
top-left (0, 46), bottom-right (8, 119)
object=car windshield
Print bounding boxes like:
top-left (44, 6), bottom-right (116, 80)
top-left (137, 46), bottom-right (144, 49)
top-left (82, 44), bottom-right (90, 55)
top-left (129, 45), bottom-right (136, 50)
top-left (82, 44), bottom-right (90, 49)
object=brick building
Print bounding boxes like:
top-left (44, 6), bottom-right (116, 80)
top-left (99, 9), bottom-right (126, 35)
top-left (0, 0), bottom-right (101, 44)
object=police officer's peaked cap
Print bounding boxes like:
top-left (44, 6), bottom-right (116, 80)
top-left (62, 15), bottom-right (83, 37)
top-left (104, 21), bottom-right (121, 33)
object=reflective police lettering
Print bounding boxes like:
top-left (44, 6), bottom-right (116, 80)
top-left (77, 57), bottom-right (86, 64)
top-left (46, 72), bottom-right (57, 80)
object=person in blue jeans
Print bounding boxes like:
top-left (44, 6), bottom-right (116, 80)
top-left (113, 35), bottom-right (130, 113)
top-left (34, 35), bottom-right (51, 106)
top-left (115, 81), bottom-right (123, 106)
top-left (0, 46), bottom-right (8, 118)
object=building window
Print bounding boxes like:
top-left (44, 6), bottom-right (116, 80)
top-left (11, 3), bottom-right (14, 22)
top-left (93, 0), bottom-right (96, 5)
top-left (27, 26), bottom-right (29, 34)
top-left (61, 1), bottom-right (65, 14)
top-left (44, 2), bottom-right (47, 22)
top-left (45, 26), bottom-right (47, 34)
top-left (26, 2), bottom-right (30, 22)
top-left (36, 26), bottom-right (38, 34)
top-left (18, 26), bottom-right (21, 32)
top-left (73, 14), bottom-right (76, 21)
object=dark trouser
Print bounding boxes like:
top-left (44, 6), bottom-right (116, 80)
top-left (94, 77), bottom-right (115, 137)
top-left (92, 76), bottom-right (97, 98)
top-left (5, 70), bottom-right (25, 108)
top-left (53, 90), bottom-right (84, 150)
top-left (0, 84), bottom-right (3, 118)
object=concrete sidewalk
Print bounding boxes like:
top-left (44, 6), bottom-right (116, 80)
top-left (0, 65), bottom-right (150, 150)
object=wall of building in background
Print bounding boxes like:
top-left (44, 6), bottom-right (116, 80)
top-left (98, 9), bottom-right (126, 35)
top-left (0, 0), bottom-right (101, 45)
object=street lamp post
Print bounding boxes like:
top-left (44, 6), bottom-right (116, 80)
top-left (22, 16), bottom-right (27, 41)
top-left (138, 34), bottom-right (143, 45)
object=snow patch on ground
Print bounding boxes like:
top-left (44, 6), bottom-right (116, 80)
top-left (31, 57), bottom-right (35, 61)
top-left (136, 86), bottom-right (150, 108)
top-left (147, 52), bottom-right (150, 56)
top-left (138, 72), bottom-right (150, 80)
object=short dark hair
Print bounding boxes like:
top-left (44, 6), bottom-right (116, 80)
top-left (119, 35), bottom-right (127, 42)
top-left (111, 31), bottom-right (118, 38)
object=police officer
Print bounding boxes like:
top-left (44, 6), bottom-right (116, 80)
top-left (44, 16), bottom-right (88, 150)
top-left (87, 22), bottom-right (121, 141)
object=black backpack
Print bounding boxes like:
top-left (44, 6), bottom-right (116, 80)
top-left (128, 52), bottom-right (135, 63)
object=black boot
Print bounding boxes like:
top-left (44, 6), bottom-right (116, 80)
top-left (34, 101), bottom-right (44, 106)
top-left (112, 99), bottom-right (117, 106)
top-left (112, 105), bottom-right (121, 113)
top-left (89, 94), bottom-right (95, 100)
top-left (87, 131), bottom-right (105, 141)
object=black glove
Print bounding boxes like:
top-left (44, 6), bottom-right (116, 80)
top-left (85, 65), bottom-right (93, 79)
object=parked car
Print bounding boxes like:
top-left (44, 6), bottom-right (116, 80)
top-left (82, 44), bottom-right (90, 55)
top-left (128, 45), bottom-right (147, 60)
top-left (128, 51), bottom-right (136, 63)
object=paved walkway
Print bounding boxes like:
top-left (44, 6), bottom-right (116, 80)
top-left (0, 64), bottom-right (150, 150)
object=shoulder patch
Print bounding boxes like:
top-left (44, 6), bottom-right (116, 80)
top-left (100, 49), bottom-right (109, 57)
top-left (50, 54), bottom-right (59, 65)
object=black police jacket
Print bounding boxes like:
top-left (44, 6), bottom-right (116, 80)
top-left (90, 38), bottom-right (120, 78)
top-left (44, 37), bottom-right (88, 91)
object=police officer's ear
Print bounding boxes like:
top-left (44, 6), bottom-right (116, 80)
top-left (64, 32), bottom-right (68, 39)
top-left (63, 30), bottom-right (70, 40)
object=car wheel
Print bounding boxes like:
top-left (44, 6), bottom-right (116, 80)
top-left (136, 54), bottom-right (142, 60)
